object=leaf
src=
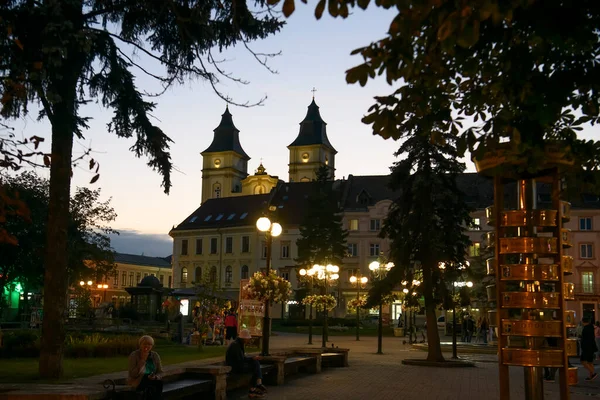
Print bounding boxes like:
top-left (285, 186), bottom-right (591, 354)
top-left (89, 159), bottom-right (95, 170)
top-left (315, 0), bottom-right (326, 19)
top-left (282, 0), bottom-right (295, 17)
top-left (90, 174), bottom-right (100, 184)
top-left (437, 19), bottom-right (455, 42)
top-left (357, 0), bottom-right (370, 10)
top-left (43, 155), bottom-right (51, 167)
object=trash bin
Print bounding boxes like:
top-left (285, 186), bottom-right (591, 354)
top-left (394, 328), bottom-right (404, 337)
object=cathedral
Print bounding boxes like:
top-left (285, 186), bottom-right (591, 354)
top-left (168, 99), bottom-right (600, 323)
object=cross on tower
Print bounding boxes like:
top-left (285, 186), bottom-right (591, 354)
top-left (311, 87), bottom-right (317, 99)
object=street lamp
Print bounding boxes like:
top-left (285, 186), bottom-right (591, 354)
top-left (299, 267), bottom-right (316, 344)
top-left (97, 283), bottom-right (108, 302)
top-left (310, 264), bottom-right (339, 347)
top-left (369, 261), bottom-right (394, 354)
top-left (256, 216), bottom-right (282, 356)
top-left (438, 261), bottom-right (471, 360)
top-left (349, 274), bottom-right (368, 341)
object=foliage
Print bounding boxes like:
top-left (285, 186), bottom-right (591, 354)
top-left (244, 270), bottom-right (292, 303)
top-left (275, 0), bottom-right (600, 178)
top-left (347, 296), bottom-right (367, 312)
top-left (302, 294), bottom-right (336, 312)
top-left (0, 172), bottom-right (116, 300)
top-left (296, 166), bottom-right (348, 280)
top-left (0, 0), bottom-right (284, 378)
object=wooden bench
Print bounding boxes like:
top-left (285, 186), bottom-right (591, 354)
top-left (283, 356), bottom-right (319, 375)
top-left (320, 348), bottom-right (350, 368)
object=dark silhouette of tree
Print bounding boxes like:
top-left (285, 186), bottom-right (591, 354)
top-left (0, 0), bottom-right (283, 377)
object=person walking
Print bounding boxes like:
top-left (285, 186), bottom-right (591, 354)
top-left (580, 317), bottom-right (598, 381)
top-left (480, 317), bottom-right (489, 344)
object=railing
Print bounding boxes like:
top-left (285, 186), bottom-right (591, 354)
top-left (573, 284), bottom-right (600, 296)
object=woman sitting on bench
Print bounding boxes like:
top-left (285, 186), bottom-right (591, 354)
top-left (128, 335), bottom-right (163, 400)
top-left (226, 329), bottom-right (267, 398)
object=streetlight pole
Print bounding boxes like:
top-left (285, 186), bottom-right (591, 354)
top-left (452, 281), bottom-right (458, 360)
top-left (369, 261), bottom-right (393, 355)
top-left (439, 261), bottom-right (471, 360)
top-left (299, 269), bottom-right (315, 345)
top-left (349, 274), bottom-right (368, 341)
top-left (256, 216), bottom-right (282, 357)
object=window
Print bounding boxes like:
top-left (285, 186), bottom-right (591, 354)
top-left (469, 243), bottom-right (481, 257)
top-left (582, 272), bottom-right (594, 293)
top-left (349, 219), bottom-right (359, 231)
top-left (240, 212), bottom-right (248, 219)
top-left (216, 214), bottom-right (224, 221)
top-left (168, 276), bottom-right (172, 288)
top-left (369, 219), bottom-right (381, 231)
top-left (121, 271), bottom-right (127, 287)
top-left (195, 266), bottom-right (202, 282)
top-left (210, 266), bottom-right (217, 283)
top-left (225, 266), bottom-right (233, 283)
top-left (113, 271), bottom-right (119, 286)
top-left (369, 243), bottom-right (380, 257)
top-left (579, 217), bottom-right (593, 231)
top-left (281, 242), bottom-right (290, 259)
top-left (241, 265), bottom-right (249, 280)
top-left (195, 238), bottom-right (202, 255)
top-left (213, 183), bottom-right (221, 198)
top-left (469, 218), bottom-right (481, 231)
top-left (242, 236), bottom-right (250, 253)
top-left (129, 273), bottom-right (134, 287)
top-left (210, 238), bottom-right (218, 254)
top-left (181, 267), bottom-right (188, 283)
top-left (261, 242), bottom-right (267, 259)
top-left (159, 275), bottom-right (164, 285)
top-left (280, 269), bottom-right (290, 281)
top-left (181, 239), bottom-right (188, 255)
top-left (227, 213), bottom-right (236, 220)
top-left (204, 215), bottom-right (212, 222)
top-left (225, 237), bottom-right (233, 254)
top-left (580, 243), bottom-right (594, 259)
top-left (347, 243), bottom-right (358, 257)
top-left (136, 272), bottom-right (141, 283)
top-left (347, 268), bottom-right (359, 280)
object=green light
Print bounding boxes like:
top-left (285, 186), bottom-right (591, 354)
top-left (14, 282), bottom-right (23, 294)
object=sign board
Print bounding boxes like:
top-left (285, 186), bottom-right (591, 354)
top-left (239, 279), bottom-right (265, 337)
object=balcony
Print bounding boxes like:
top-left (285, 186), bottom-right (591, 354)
top-left (573, 284), bottom-right (600, 296)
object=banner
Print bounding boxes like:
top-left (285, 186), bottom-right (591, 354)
top-left (239, 279), bottom-right (265, 337)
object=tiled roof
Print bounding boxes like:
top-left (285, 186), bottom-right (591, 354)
top-left (201, 106), bottom-right (250, 159)
top-left (288, 100), bottom-right (337, 152)
top-left (114, 252), bottom-right (172, 268)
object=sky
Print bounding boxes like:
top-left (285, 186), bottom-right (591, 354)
top-left (6, 4), bottom-right (600, 257)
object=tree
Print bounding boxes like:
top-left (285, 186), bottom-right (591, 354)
top-left (370, 133), bottom-right (473, 362)
top-left (296, 166), bottom-right (348, 269)
top-left (273, 0), bottom-right (600, 175)
top-left (0, 172), bottom-right (117, 317)
top-left (0, 0), bottom-right (283, 377)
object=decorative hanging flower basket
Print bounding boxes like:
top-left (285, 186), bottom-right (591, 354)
top-left (302, 294), bottom-right (337, 312)
top-left (243, 270), bottom-right (292, 303)
top-left (381, 293), bottom-right (399, 305)
top-left (347, 297), bottom-right (367, 312)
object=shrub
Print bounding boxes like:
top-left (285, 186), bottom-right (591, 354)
top-left (0, 330), bottom-right (40, 358)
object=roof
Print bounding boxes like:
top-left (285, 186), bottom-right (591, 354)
top-left (114, 253), bottom-right (172, 268)
top-left (201, 106), bottom-right (250, 159)
top-left (341, 175), bottom-right (400, 211)
top-left (171, 194), bottom-right (271, 231)
top-left (288, 99), bottom-right (337, 152)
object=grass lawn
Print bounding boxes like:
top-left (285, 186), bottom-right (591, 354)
top-left (0, 344), bottom-right (230, 384)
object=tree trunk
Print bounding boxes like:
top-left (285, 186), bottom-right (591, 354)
top-left (422, 263), bottom-right (444, 362)
top-left (38, 107), bottom-right (75, 379)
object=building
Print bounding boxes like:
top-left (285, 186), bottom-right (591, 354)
top-left (170, 99), bottom-right (600, 323)
top-left (78, 252), bottom-right (172, 308)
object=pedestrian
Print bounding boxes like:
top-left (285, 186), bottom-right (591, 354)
top-left (128, 335), bottom-right (163, 399)
top-left (580, 317), bottom-right (598, 381)
top-left (595, 321), bottom-right (600, 361)
top-left (225, 309), bottom-right (238, 346)
top-left (480, 317), bottom-right (489, 344)
top-left (226, 329), bottom-right (267, 398)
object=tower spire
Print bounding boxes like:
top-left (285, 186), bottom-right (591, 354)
top-left (311, 87), bottom-right (317, 100)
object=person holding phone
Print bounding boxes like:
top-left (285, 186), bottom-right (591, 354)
top-left (128, 335), bottom-right (163, 399)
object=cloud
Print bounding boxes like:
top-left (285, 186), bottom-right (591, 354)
top-left (109, 229), bottom-right (173, 257)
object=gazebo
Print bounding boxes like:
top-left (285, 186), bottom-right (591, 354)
top-left (125, 275), bottom-right (167, 321)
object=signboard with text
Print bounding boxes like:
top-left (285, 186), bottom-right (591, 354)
top-left (239, 279), bottom-right (265, 337)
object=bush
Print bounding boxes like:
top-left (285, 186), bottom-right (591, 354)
top-left (0, 330), bottom-right (40, 358)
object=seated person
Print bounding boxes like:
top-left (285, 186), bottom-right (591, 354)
top-left (128, 335), bottom-right (163, 400)
top-left (225, 329), bottom-right (267, 398)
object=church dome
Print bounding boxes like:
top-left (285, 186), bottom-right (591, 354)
top-left (139, 275), bottom-right (162, 288)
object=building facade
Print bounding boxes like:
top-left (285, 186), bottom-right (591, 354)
top-left (170, 99), bottom-right (600, 323)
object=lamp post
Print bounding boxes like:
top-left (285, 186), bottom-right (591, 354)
top-left (97, 283), bottom-right (108, 302)
top-left (349, 274), bottom-right (368, 341)
top-left (256, 216), bottom-right (282, 356)
top-left (299, 268), bottom-right (316, 345)
top-left (310, 264), bottom-right (339, 347)
top-left (368, 261), bottom-right (394, 354)
top-left (438, 261), bottom-right (472, 360)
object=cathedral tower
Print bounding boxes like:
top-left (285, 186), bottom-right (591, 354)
top-left (287, 99), bottom-right (337, 182)
top-left (201, 106), bottom-right (250, 203)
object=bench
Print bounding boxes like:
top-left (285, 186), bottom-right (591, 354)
top-left (321, 353), bottom-right (347, 368)
top-left (283, 356), bottom-right (319, 375)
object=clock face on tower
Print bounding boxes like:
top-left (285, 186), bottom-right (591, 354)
top-left (301, 152), bottom-right (309, 162)
top-left (214, 158), bottom-right (221, 167)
